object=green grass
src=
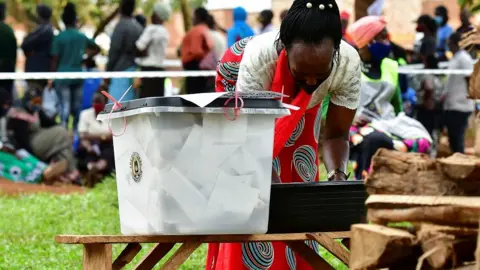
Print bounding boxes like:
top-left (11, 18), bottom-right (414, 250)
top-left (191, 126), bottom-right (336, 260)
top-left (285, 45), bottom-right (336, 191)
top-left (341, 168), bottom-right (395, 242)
top-left (0, 178), bottom-right (348, 269)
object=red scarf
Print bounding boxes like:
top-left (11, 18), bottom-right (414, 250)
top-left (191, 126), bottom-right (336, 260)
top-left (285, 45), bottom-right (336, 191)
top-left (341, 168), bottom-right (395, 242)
top-left (270, 50), bottom-right (312, 158)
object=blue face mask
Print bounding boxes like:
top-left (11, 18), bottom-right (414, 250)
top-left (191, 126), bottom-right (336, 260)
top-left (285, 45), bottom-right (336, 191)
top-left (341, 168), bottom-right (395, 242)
top-left (368, 41), bottom-right (392, 63)
top-left (435, 16), bottom-right (444, 25)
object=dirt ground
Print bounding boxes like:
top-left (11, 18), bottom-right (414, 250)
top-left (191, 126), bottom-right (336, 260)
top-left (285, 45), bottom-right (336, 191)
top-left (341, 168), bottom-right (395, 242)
top-left (0, 178), bottom-right (85, 196)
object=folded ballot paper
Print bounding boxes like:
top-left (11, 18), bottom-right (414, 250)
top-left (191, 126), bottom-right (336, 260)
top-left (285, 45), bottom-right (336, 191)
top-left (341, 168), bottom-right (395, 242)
top-left (107, 92), bottom-right (290, 235)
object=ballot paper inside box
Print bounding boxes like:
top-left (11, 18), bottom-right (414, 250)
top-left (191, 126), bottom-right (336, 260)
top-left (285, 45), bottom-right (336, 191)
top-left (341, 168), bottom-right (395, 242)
top-left (97, 92), bottom-right (290, 235)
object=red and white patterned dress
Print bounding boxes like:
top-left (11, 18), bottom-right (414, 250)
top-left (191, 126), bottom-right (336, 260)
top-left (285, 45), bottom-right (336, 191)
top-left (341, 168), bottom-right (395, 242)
top-left (208, 31), bottom-right (361, 270)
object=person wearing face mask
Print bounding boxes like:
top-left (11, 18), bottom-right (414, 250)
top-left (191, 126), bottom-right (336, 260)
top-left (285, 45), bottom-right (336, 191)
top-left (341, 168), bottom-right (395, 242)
top-left (210, 0), bottom-right (361, 267)
top-left (323, 16), bottom-right (432, 179)
top-left (1, 88), bottom-right (80, 184)
top-left (434, 5), bottom-right (453, 61)
top-left (76, 92), bottom-right (114, 187)
top-left (413, 15), bottom-right (438, 64)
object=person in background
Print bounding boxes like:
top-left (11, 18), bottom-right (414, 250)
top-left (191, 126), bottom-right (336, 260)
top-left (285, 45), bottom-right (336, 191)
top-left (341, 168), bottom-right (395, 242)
top-left (323, 16), bottom-right (432, 179)
top-left (207, 14), bottom-right (227, 61)
top-left (21, 4), bottom-right (54, 91)
top-left (434, 5), bottom-right (453, 61)
top-left (412, 55), bottom-right (444, 138)
top-left (181, 7), bottom-right (213, 94)
top-left (1, 88), bottom-right (80, 184)
top-left (257, 9), bottom-right (276, 35)
top-left (414, 15), bottom-right (437, 64)
top-left (227, 7), bottom-right (255, 47)
top-left (280, 9), bottom-right (288, 22)
top-left (457, 9), bottom-right (477, 58)
top-left (77, 92), bottom-right (114, 187)
top-left (106, 0), bottom-right (142, 102)
top-left (0, 2), bottom-right (17, 99)
top-left (444, 32), bottom-right (475, 154)
top-left (51, 2), bottom-right (99, 131)
top-left (134, 14), bottom-right (147, 29)
top-left (135, 2), bottom-right (171, 98)
top-left (458, 8), bottom-right (473, 34)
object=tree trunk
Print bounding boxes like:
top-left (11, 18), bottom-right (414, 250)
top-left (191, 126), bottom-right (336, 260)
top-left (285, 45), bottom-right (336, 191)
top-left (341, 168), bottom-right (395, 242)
top-left (179, 0), bottom-right (192, 32)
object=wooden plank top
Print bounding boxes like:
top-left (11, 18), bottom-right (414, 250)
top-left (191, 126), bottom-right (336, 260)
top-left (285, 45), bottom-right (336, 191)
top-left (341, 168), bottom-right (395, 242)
top-left (56, 232), bottom-right (351, 244)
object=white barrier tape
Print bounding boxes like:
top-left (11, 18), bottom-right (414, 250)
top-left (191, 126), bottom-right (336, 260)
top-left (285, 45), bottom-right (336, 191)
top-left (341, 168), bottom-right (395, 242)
top-left (0, 68), bottom-right (473, 80)
top-left (0, 70), bottom-right (217, 80)
top-left (398, 68), bottom-right (472, 75)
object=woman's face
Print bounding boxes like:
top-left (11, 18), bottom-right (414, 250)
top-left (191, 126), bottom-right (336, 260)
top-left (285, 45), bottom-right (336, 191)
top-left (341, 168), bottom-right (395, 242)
top-left (287, 40), bottom-right (334, 93)
top-left (358, 28), bottom-right (391, 63)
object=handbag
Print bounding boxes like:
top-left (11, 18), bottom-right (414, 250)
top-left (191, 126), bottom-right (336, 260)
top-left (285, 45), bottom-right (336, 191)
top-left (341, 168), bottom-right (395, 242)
top-left (199, 50), bottom-right (218, 70)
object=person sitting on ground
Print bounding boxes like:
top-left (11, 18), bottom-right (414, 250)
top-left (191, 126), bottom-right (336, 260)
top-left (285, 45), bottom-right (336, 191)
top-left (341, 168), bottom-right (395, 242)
top-left (77, 92), bottom-right (114, 187)
top-left (0, 140), bottom-right (67, 184)
top-left (0, 88), bottom-right (80, 184)
top-left (135, 1), bottom-right (171, 98)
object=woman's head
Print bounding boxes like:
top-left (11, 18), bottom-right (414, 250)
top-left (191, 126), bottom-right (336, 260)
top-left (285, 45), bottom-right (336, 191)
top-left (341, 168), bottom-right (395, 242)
top-left (193, 7), bottom-right (209, 25)
top-left (120, 0), bottom-right (136, 17)
top-left (206, 14), bottom-right (216, 30)
top-left (258, 10), bottom-right (274, 27)
top-left (37, 4), bottom-right (52, 22)
top-left (62, 2), bottom-right (77, 27)
top-left (347, 16), bottom-right (390, 63)
top-left (416, 15), bottom-right (437, 35)
top-left (92, 92), bottom-right (107, 115)
top-left (279, 0), bottom-right (342, 92)
top-left (434, 5), bottom-right (448, 26)
top-left (152, 2), bottom-right (171, 24)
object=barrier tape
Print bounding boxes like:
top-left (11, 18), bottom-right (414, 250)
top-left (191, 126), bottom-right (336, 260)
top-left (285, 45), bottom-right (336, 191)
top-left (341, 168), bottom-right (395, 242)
top-left (0, 67), bottom-right (473, 80)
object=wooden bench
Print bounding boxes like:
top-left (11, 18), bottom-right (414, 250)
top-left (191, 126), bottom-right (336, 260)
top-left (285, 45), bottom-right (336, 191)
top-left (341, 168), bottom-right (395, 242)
top-left (56, 232), bottom-right (351, 270)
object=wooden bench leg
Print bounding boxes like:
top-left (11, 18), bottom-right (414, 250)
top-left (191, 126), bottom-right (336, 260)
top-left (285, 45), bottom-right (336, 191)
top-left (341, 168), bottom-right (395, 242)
top-left (134, 243), bottom-right (175, 270)
top-left (308, 233), bottom-right (350, 266)
top-left (284, 241), bottom-right (333, 270)
top-left (161, 242), bottom-right (202, 270)
top-left (83, 243), bottom-right (112, 270)
top-left (113, 243), bottom-right (142, 270)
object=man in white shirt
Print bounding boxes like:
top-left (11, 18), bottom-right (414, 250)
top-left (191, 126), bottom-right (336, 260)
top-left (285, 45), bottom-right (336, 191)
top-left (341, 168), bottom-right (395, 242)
top-left (135, 2), bottom-right (171, 98)
top-left (444, 32), bottom-right (475, 154)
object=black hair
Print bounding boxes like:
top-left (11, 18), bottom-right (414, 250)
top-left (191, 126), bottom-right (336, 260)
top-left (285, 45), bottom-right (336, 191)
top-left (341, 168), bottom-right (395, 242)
top-left (449, 31), bottom-right (462, 46)
top-left (194, 7), bottom-right (209, 24)
top-left (135, 14), bottom-right (147, 28)
top-left (0, 3), bottom-right (5, 21)
top-left (121, 0), bottom-right (136, 17)
top-left (280, 9), bottom-right (289, 21)
top-left (435, 5), bottom-right (449, 23)
top-left (206, 14), bottom-right (216, 30)
top-left (260, 10), bottom-right (274, 24)
top-left (277, 0), bottom-right (342, 60)
top-left (417, 15), bottom-right (437, 34)
top-left (424, 54), bottom-right (438, 69)
top-left (62, 2), bottom-right (77, 26)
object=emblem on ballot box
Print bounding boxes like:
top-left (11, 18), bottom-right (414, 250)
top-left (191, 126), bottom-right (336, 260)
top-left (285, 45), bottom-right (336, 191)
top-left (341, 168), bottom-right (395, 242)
top-left (130, 152), bottom-right (142, 182)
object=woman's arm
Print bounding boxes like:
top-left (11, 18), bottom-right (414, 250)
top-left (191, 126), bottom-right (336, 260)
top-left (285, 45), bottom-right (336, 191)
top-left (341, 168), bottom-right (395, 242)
top-left (322, 103), bottom-right (356, 180)
top-left (322, 44), bottom-right (361, 180)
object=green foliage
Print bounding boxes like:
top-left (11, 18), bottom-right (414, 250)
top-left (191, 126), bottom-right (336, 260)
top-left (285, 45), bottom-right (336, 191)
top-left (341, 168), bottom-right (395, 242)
top-left (0, 177), bottom-right (347, 269)
top-left (458, 0), bottom-right (480, 13)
